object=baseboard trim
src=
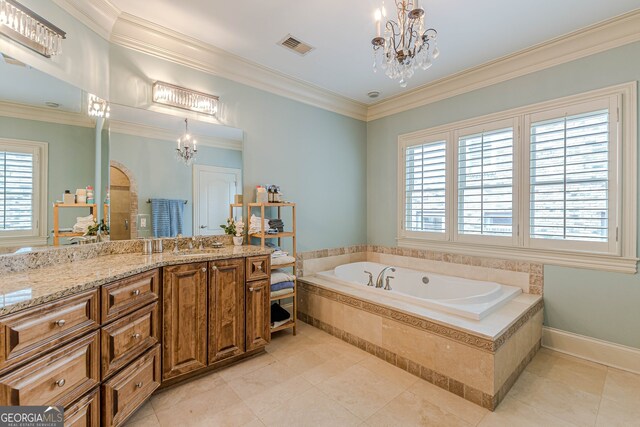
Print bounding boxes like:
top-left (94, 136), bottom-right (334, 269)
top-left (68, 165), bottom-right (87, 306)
top-left (542, 327), bottom-right (640, 374)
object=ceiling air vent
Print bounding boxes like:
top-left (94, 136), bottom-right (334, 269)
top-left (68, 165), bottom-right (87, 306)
top-left (279, 34), bottom-right (314, 56)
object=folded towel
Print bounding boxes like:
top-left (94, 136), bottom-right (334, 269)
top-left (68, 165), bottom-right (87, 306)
top-left (271, 255), bottom-right (296, 266)
top-left (270, 288), bottom-right (294, 298)
top-left (271, 303), bottom-right (291, 323)
top-left (271, 281), bottom-right (295, 292)
top-left (271, 270), bottom-right (296, 285)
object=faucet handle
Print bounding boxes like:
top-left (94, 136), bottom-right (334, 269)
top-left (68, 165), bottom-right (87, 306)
top-left (364, 271), bottom-right (374, 286)
top-left (384, 276), bottom-right (395, 291)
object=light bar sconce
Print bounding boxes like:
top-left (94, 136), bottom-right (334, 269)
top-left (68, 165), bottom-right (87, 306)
top-left (0, 0), bottom-right (66, 58)
top-left (152, 81), bottom-right (219, 117)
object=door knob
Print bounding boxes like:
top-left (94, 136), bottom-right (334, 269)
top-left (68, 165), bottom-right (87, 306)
top-left (200, 225), bottom-right (207, 229)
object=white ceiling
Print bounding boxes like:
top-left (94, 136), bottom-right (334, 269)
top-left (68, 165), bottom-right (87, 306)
top-left (107, 0), bottom-right (640, 104)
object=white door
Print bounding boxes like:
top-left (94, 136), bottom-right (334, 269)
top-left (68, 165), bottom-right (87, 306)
top-left (193, 166), bottom-right (242, 236)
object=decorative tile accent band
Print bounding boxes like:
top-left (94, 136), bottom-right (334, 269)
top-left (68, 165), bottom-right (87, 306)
top-left (298, 244), bottom-right (544, 295)
top-left (298, 310), bottom-right (541, 411)
top-left (299, 279), bottom-right (544, 353)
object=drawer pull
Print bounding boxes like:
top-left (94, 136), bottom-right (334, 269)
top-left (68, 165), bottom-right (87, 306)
top-left (55, 379), bottom-right (66, 387)
top-left (257, 265), bottom-right (263, 271)
top-left (211, 266), bottom-right (217, 271)
top-left (131, 289), bottom-right (141, 296)
top-left (54, 319), bottom-right (66, 327)
top-left (132, 333), bottom-right (141, 340)
top-left (201, 267), bottom-right (207, 272)
top-left (249, 287), bottom-right (255, 292)
top-left (135, 382), bottom-right (143, 389)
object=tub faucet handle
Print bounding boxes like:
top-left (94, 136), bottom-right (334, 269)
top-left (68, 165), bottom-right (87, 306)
top-left (384, 276), bottom-right (394, 291)
top-left (364, 271), bottom-right (374, 286)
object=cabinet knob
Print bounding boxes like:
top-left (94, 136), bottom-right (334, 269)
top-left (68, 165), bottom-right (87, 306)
top-left (135, 382), bottom-right (143, 389)
top-left (249, 287), bottom-right (255, 292)
top-left (132, 333), bottom-right (141, 340)
top-left (211, 266), bottom-right (217, 271)
top-left (55, 379), bottom-right (66, 387)
top-left (201, 267), bottom-right (207, 272)
top-left (54, 319), bottom-right (66, 327)
top-left (257, 265), bottom-right (263, 271)
top-left (131, 289), bottom-right (140, 296)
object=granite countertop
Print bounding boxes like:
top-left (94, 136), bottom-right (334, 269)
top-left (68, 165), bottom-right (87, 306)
top-left (0, 245), bottom-right (273, 316)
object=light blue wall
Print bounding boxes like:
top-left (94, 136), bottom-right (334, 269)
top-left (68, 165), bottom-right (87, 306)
top-left (0, 116), bottom-right (96, 241)
top-left (109, 132), bottom-right (242, 237)
top-left (367, 41), bottom-right (640, 348)
top-left (109, 44), bottom-right (368, 251)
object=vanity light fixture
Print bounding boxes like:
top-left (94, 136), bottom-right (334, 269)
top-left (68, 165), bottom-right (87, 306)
top-left (0, 0), bottom-right (66, 58)
top-left (87, 94), bottom-right (110, 118)
top-left (176, 118), bottom-right (197, 166)
top-left (152, 81), bottom-right (219, 117)
top-left (371, 0), bottom-right (439, 87)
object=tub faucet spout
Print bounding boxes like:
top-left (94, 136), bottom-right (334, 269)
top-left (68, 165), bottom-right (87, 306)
top-left (376, 267), bottom-right (396, 288)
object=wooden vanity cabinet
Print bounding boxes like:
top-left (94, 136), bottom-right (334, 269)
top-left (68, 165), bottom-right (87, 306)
top-left (246, 278), bottom-right (271, 350)
top-left (161, 263), bottom-right (208, 380)
top-left (208, 259), bottom-right (245, 364)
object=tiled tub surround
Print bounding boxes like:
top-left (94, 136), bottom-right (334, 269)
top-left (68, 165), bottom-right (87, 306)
top-left (296, 246), bottom-right (544, 410)
top-left (0, 241), bottom-right (268, 316)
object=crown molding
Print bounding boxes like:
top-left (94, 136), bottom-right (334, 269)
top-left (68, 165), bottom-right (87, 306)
top-left (110, 13), bottom-right (368, 122)
top-left (0, 100), bottom-right (94, 128)
top-left (51, 0), bottom-right (120, 40)
top-left (367, 9), bottom-right (640, 121)
top-left (109, 120), bottom-right (243, 151)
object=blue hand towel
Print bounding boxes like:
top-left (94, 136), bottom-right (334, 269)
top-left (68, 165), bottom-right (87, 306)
top-left (271, 281), bottom-right (295, 292)
top-left (151, 198), bottom-right (185, 237)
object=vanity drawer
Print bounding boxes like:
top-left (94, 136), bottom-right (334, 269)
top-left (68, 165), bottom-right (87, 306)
top-left (64, 388), bottom-right (100, 427)
top-left (246, 256), bottom-right (270, 281)
top-left (101, 302), bottom-right (159, 380)
top-left (102, 345), bottom-right (161, 427)
top-left (101, 269), bottom-right (160, 323)
top-left (0, 290), bottom-right (99, 373)
top-left (0, 331), bottom-right (99, 407)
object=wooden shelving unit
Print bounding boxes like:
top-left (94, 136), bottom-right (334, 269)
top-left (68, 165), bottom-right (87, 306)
top-left (229, 203), bottom-right (243, 220)
top-left (248, 202), bottom-right (297, 336)
top-left (52, 203), bottom-right (97, 246)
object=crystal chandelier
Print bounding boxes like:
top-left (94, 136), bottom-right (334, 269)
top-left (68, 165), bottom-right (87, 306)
top-left (88, 94), bottom-right (110, 118)
top-left (0, 0), bottom-right (66, 58)
top-left (176, 119), bottom-right (197, 166)
top-left (372, 0), bottom-right (439, 87)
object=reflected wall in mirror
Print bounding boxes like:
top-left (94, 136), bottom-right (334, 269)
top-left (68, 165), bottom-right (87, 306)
top-left (0, 53), bottom-right (108, 251)
top-left (107, 104), bottom-right (243, 240)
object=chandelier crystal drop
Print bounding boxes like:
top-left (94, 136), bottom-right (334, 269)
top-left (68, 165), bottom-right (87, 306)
top-left (371, 0), bottom-right (439, 87)
top-left (176, 119), bottom-right (198, 166)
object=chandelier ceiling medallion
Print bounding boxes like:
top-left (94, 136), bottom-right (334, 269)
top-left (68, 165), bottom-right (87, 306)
top-left (372, 0), bottom-right (439, 87)
top-left (176, 118), bottom-right (197, 166)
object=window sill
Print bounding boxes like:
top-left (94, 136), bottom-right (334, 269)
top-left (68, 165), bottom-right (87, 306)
top-left (397, 237), bottom-right (638, 274)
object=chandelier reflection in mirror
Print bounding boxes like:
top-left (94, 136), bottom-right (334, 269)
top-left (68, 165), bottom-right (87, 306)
top-left (0, 0), bottom-right (66, 57)
top-left (372, 0), bottom-right (439, 87)
top-left (87, 94), bottom-right (110, 118)
top-left (176, 119), bottom-right (197, 166)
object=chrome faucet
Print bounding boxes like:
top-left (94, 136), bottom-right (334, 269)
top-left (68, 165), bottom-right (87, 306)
top-left (384, 276), bottom-right (394, 291)
top-left (364, 271), bottom-right (374, 286)
top-left (376, 266), bottom-right (396, 288)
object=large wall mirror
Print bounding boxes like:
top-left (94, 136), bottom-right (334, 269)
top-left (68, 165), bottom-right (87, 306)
top-left (107, 104), bottom-right (244, 240)
top-left (0, 52), bottom-right (243, 251)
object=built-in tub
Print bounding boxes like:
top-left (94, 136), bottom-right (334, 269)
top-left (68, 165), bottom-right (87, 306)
top-left (317, 261), bottom-right (522, 320)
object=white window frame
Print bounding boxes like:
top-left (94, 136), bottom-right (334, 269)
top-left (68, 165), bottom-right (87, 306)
top-left (397, 82), bottom-right (637, 273)
top-left (453, 117), bottom-right (520, 247)
top-left (398, 131), bottom-right (450, 242)
top-left (0, 138), bottom-right (48, 247)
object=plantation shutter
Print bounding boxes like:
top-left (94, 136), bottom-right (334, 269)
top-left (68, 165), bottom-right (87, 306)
top-left (0, 150), bottom-right (34, 231)
top-left (457, 126), bottom-right (514, 238)
top-left (404, 140), bottom-right (447, 234)
top-left (529, 108), bottom-right (611, 244)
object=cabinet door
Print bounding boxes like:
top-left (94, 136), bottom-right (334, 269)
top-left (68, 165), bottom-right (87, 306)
top-left (64, 389), bottom-right (100, 427)
top-left (245, 279), bottom-right (271, 351)
top-left (162, 263), bottom-right (208, 380)
top-left (208, 259), bottom-right (245, 364)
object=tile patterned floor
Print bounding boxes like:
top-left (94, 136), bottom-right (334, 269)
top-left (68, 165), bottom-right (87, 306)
top-left (125, 322), bottom-right (640, 427)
